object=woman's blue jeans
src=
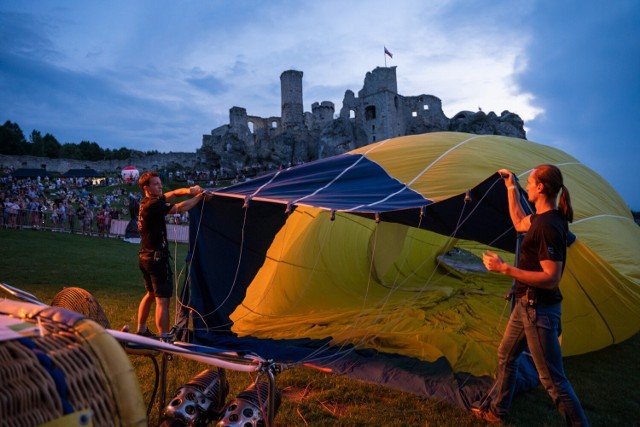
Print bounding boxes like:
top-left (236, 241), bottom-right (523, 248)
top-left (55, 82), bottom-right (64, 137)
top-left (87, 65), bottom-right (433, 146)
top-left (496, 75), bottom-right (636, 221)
top-left (489, 296), bottom-right (589, 426)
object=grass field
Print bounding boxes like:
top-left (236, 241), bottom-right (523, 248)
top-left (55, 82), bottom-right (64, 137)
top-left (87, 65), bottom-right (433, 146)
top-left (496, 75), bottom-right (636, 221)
top-left (0, 228), bottom-right (638, 426)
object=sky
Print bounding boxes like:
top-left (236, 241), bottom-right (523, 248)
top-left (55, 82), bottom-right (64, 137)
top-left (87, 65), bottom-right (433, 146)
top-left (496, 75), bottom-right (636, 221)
top-left (1, 1), bottom-right (638, 209)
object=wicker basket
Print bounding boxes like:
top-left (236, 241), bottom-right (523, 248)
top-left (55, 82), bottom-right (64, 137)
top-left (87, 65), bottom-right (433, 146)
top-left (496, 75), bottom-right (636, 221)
top-left (0, 299), bottom-right (146, 427)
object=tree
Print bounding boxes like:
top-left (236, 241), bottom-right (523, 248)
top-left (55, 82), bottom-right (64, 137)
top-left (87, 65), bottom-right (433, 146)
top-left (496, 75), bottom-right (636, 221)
top-left (78, 140), bottom-right (104, 161)
top-left (60, 143), bottom-right (84, 160)
top-left (198, 144), bottom-right (221, 169)
top-left (28, 130), bottom-right (61, 158)
top-left (0, 121), bottom-right (29, 155)
top-left (104, 147), bottom-right (133, 160)
top-left (29, 130), bottom-right (45, 157)
top-left (1, 119), bottom-right (171, 161)
top-left (42, 133), bottom-right (61, 158)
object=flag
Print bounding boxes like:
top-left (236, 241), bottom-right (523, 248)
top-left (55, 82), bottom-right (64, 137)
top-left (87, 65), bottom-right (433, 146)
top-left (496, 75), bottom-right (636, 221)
top-left (384, 46), bottom-right (393, 58)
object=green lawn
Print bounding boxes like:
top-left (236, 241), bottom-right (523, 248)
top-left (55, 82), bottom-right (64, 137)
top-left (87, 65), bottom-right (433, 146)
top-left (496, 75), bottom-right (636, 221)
top-left (0, 229), bottom-right (638, 426)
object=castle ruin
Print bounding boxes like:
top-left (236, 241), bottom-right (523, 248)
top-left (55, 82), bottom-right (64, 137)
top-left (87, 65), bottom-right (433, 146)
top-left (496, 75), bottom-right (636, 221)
top-left (199, 66), bottom-right (526, 176)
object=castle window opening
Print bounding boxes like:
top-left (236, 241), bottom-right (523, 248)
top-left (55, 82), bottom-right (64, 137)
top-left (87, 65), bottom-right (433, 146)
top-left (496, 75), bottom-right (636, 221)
top-left (423, 104), bottom-right (429, 111)
top-left (349, 109), bottom-right (356, 119)
top-left (365, 106), bottom-right (377, 121)
top-left (271, 121), bottom-right (278, 128)
top-left (248, 122), bottom-right (254, 133)
top-left (412, 111), bottom-right (418, 117)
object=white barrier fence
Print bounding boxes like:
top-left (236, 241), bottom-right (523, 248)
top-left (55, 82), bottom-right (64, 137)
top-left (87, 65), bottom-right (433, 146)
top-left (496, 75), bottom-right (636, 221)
top-left (109, 220), bottom-right (189, 243)
top-left (1, 209), bottom-right (190, 243)
top-left (109, 219), bottom-right (128, 236)
top-left (166, 223), bottom-right (190, 243)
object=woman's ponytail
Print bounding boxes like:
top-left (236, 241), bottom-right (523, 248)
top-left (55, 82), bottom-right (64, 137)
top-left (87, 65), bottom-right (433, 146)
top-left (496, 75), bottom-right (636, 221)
top-left (559, 184), bottom-right (573, 223)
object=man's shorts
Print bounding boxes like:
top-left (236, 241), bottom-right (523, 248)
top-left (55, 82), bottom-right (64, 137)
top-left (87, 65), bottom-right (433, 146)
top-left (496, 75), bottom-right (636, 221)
top-left (139, 253), bottom-right (173, 298)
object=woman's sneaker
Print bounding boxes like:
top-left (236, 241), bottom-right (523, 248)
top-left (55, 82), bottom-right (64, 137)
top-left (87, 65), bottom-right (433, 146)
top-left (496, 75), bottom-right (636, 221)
top-left (471, 407), bottom-right (502, 424)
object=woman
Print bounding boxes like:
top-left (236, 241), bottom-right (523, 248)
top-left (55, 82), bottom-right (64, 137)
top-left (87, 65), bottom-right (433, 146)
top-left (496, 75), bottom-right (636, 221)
top-left (475, 165), bottom-right (588, 426)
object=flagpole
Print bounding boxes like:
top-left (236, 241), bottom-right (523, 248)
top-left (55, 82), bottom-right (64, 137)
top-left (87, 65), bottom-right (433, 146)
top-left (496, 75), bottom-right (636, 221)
top-left (383, 46), bottom-right (392, 67)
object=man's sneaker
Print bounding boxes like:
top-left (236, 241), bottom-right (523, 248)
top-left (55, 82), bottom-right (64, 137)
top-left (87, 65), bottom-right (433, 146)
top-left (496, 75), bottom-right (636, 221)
top-left (471, 407), bottom-right (502, 425)
top-left (136, 329), bottom-right (156, 338)
top-left (159, 333), bottom-right (173, 343)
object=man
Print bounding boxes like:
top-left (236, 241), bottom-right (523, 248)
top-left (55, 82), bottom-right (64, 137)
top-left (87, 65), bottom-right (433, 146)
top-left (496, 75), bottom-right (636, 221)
top-left (76, 202), bottom-right (86, 234)
top-left (66, 201), bottom-right (76, 233)
top-left (136, 171), bottom-right (204, 338)
top-left (475, 165), bottom-right (588, 425)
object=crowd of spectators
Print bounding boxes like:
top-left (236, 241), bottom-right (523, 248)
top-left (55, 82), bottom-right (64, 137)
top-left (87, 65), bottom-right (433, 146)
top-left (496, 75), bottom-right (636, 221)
top-left (0, 174), bottom-right (145, 236)
top-left (1, 162), bottom-right (302, 235)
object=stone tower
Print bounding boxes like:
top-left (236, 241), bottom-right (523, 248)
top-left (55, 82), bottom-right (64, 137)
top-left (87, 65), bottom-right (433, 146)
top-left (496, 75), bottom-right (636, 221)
top-left (359, 66), bottom-right (400, 143)
top-left (229, 106), bottom-right (248, 129)
top-left (280, 70), bottom-right (304, 129)
top-left (339, 67), bottom-right (404, 144)
top-left (309, 101), bottom-right (335, 129)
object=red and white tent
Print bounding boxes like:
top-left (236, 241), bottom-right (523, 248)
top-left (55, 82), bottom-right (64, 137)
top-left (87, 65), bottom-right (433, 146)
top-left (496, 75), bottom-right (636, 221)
top-left (121, 166), bottom-right (139, 183)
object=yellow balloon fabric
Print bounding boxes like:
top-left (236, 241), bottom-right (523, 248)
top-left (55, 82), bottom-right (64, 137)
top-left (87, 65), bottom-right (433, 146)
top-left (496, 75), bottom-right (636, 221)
top-left (229, 132), bottom-right (640, 376)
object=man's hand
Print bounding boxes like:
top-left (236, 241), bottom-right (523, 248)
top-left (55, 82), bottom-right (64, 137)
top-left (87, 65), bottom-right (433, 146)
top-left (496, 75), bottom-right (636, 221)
top-left (482, 250), bottom-right (507, 274)
top-left (498, 169), bottom-right (517, 188)
top-left (189, 185), bottom-right (203, 195)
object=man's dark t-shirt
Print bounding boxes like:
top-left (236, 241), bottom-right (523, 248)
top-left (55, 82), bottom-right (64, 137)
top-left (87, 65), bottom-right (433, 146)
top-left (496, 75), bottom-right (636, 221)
top-left (76, 205), bottom-right (86, 220)
top-left (514, 209), bottom-right (568, 304)
top-left (138, 195), bottom-right (172, 255)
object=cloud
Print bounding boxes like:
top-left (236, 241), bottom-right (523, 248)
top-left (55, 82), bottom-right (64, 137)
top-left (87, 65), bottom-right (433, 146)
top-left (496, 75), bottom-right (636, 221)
top-left (3, 1), bottom-right (544, 139)
top-left (514, 1), bottom-right (640, 207)
top-left (2, 1), bottom-right (638, 207)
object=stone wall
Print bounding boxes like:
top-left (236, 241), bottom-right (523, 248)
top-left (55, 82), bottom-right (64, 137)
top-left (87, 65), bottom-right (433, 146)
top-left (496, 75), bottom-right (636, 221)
top-left (0, 152), bottom-right (199, 175)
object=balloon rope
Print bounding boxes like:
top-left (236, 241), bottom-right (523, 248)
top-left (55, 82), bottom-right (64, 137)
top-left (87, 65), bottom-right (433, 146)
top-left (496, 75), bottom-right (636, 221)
top-left (173, 197), bottom-right (211, 331)
top-left (298, 199), bottom-right (473, 366)
top-left (192, 203), bottom-right (251, 329)
top-left (299, 177), bottom-right (514, 366)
